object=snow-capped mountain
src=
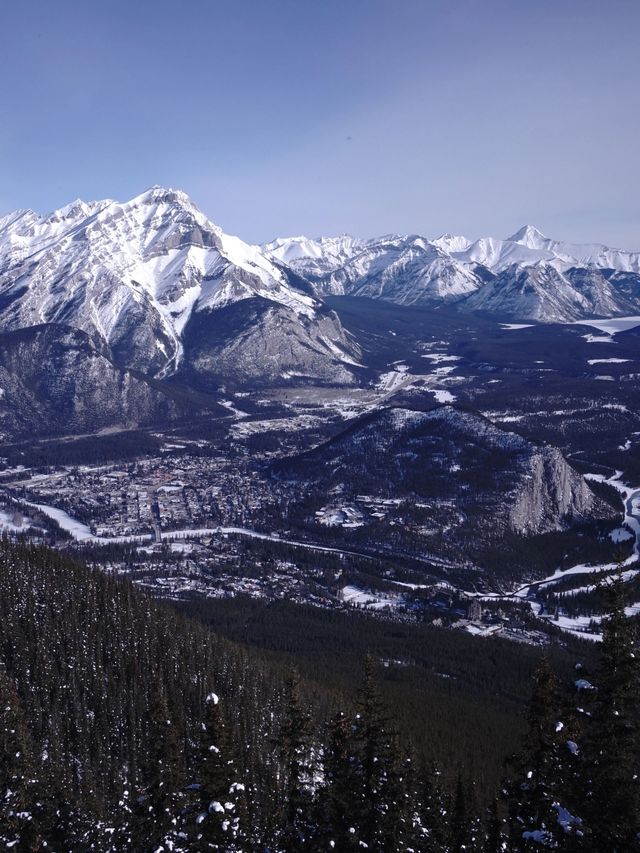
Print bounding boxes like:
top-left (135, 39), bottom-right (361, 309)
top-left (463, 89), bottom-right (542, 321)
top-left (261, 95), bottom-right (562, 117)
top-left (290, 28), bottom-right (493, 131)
top-left (0, 187), bottom-right (360, 382)
top-left (263, 234), bottom-right (367, 279)
top-left (266, 226), bottom-right (640, 321)
top-left (266, 234), bottom-right (481, 304)
top-left (463, 262), bottom-right (640, 323)
top-left (3, 186), bottom-right (640, 381)
top-left (458, 225), bottom-right (640, 274)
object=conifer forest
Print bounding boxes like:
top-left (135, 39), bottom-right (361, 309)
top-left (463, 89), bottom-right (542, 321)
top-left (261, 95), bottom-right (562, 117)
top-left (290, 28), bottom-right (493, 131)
top-left (1, 540), bottom-right (638, 850)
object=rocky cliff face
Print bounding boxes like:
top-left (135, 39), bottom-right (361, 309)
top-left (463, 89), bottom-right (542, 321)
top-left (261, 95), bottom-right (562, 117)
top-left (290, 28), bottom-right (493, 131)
top-left (179, 298), bottom-right (360, 389)
top-left (510, 446), bottom-right (608, 534)
top-left (0, 324), bottom-right (207, 440)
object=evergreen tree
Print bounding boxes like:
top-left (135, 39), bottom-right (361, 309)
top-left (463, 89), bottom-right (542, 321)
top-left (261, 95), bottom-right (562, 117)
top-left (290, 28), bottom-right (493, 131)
top-left (583, 577), bottom-right (640, 850)
top-left (0, 664), bottom-right (42, 852)
top-left (278, 671), bottom-right (315, 852)
top-left (418, 763), bottom-right (450, 852)
top-left (191, 691), bottom-right (246, 851)
top-left (394, 753), bottom-right (426, 852)
top-left (450, 773), bottom-right (470, 853)
top-left (133, 685), bottom-right (185, 851)
top-left (505, 656), bottom-right (577, 850)
top-left (314, 710), bottom-right (359, 851)
top-left (485, 797), bottom-right (505, 853)
top-left (352, 656), bottom-right (404, 852)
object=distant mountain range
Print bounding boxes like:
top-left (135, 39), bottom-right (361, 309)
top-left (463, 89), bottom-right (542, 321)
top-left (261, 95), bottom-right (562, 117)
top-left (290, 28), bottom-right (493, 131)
top-left (1, 186), bottom-right (639, 411)
top-left (265, 224), bottom-right (640, 321)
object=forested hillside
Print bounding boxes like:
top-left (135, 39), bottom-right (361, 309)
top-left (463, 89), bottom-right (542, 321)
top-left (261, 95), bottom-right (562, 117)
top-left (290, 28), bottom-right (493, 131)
top-left (1, 541), bottom-right (638, 850)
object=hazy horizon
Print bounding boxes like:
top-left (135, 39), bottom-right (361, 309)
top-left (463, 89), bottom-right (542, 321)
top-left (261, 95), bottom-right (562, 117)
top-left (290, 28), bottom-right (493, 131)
top-left (1, 0), bottom-right (639, 250)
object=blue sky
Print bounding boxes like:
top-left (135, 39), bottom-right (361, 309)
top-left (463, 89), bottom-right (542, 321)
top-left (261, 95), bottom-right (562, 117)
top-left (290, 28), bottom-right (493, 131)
top-left (1, 0), bottom-right (639, 248)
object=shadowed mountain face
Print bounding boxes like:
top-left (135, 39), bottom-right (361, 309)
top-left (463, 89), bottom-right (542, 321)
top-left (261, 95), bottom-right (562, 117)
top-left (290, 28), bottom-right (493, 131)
top-left (178, 298), bottom-right (361, 391)
top-left (0, 324), bottom-right (216, 440)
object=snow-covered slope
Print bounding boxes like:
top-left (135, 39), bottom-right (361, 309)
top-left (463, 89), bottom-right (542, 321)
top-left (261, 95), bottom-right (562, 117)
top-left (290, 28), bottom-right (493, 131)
top-left (3, 190), bottom-right (640, 361)
top-left (0, 188), bottom-right (358, 380)
top-left (267, 224), bottom-right (640, 321)
top-left (458, 225), bottom-right (640, 274)
top-left (263, 234), bottom-right (367, 279)
top-left (267, 234), bottom-right (483, 304)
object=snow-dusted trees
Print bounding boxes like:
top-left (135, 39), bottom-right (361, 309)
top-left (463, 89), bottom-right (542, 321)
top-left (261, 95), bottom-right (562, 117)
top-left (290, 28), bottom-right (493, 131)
top-left (505, 656), bottom-right (585, 850)
top-left (312, 658), bottom-right (408, 851)
top-left (2, 537), bottom-right (640, 850)
top-left (0, 663), bottom-right (41, 851)
top-left (133, 686), bottom-right (185, 851)
top-left (191, 691), bottom-right (246, 851)
top-left (278, 671), bottom-right (316, 851)
top-left (314, 710), bottom-right (360, 850)
top-left (503, 590), bottom-right (640, 853)
top-left (352, 657), bottom-right (404, 851)
top-left (583, 578), bottom-right (640, 851)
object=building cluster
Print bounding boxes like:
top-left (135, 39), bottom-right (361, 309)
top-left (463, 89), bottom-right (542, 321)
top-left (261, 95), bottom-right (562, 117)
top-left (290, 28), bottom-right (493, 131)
top-left (2, 454), bottom-right (276, 538)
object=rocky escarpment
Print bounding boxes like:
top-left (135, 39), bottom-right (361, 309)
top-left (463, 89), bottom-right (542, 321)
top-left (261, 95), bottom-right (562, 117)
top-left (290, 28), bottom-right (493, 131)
top-left (0, 324), bottom-right (212, 440)
top-left (273, 405), bottom-right (610, 540)
top-left (179, 298), bottom-right (361, 389)
top-left (510, 446), bottom-right (609, 534)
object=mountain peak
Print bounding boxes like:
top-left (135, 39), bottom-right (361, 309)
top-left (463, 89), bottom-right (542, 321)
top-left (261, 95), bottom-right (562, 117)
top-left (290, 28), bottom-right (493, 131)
top-left (129, 185), bottom-right (196, 209)
top-left (432, 233), bottom-right (472, 253)
top-left (507, 225), bottom-right (549, 247)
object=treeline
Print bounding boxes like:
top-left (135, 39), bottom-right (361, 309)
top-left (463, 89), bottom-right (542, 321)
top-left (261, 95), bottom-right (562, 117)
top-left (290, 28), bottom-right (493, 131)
top-left (0, 430), bottom-right (163, 468)
top-left (1, 541), bottom-right (638, 850)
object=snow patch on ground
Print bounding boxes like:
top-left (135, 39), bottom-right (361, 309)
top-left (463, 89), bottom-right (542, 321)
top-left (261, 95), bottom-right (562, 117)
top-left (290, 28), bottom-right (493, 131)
top-left (573, 316), bottom-right (640, 335)
top-left (0, 508), bottom-right (37, 533)
top-left (610, 526), bottom-right (633, 543)
top-left (583, 334), bottom-right (615, 343)
top-left (421, 354), bottom-right (461, 363)
top-left (341, 585), bottom-right (398, 610)
top-left (429, 389), bottom-right (456, 403)
top-left (500, 323), bottom-right (534, 330)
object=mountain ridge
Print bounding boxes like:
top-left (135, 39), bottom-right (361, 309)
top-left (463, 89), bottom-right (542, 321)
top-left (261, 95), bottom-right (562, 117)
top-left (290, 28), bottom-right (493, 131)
top-left (0, 187), bottom-right (360, 384)
top-left (3, 187), bottom-right (640, 370)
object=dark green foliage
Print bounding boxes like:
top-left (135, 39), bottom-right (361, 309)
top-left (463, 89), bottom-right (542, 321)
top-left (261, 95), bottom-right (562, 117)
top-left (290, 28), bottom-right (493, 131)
top-left (0, 664), bottom-right (41, 851)
top-left (485, 798), bottom-right (506, 853)
top-left (314, 710), bottom-right (360, 851)
top-left (506, 657), bottom-right (569, 848)
top-left (0, 539), bottom-right (285, 848)
top-left (351, 657), bottom-right (404, 851)
top-left (133, 686), bottom-right (184, 849)
top-left (1, 537), bottom-right (638, 850)
top-left (450, 774), bottom-right (470, 853)
top-left (418, 763), bottom-right (451, 851)
top-left (583, 577), bottom-right (640, 851)
top-left (190, 693), bottom-right (246, 851)
top-left (180, 593), bottom-right (591, 795)
top-left (278, 671), bottom-right (315, 851)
